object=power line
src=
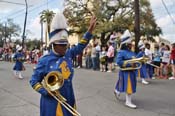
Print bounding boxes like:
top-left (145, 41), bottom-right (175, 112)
top-left (1, 0), bottom-right (53, 20)
top-left (161, 0), bottom-right (175, 24)
top-left (0, 0), bottom-right (25, 6)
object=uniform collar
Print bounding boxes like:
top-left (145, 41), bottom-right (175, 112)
top-left (50, 50), bottom-right (64, 57)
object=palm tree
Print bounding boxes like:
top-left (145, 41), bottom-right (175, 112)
top-left (40, 9), bottom-right (55, 46)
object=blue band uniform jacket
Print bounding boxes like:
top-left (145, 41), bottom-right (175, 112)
top-left (30, 32), bottom-right (93, 116)
top-left (13, 52), bottom-right (25, 71)
top-left (136, 51), bottom-right (148, 79)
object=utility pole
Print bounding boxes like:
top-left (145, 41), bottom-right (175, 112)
top-left (134, 0), bottom-right (140, 53)
top-left (22, 0), bottom-right (28, 49)
top-left (4, 22), bottom-right (7, 45)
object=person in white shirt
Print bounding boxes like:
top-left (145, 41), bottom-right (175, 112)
top-left (99, 46), bottom-right (107, 72)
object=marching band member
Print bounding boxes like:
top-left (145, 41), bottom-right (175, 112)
top-left (136, 42), bottom-right (149, 84)
top-left (13, 45), bottom-right (25, 79)
top-left (145, 43), bottom-right (154, 79)
top-left (114, 30), bottom-right (137, 109)
top-left (29, 11), bottom-right (96, 116)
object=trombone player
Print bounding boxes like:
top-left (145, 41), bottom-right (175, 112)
top-left (29, 11), bottom-right (96, 116)
top-left (136, 42), bottom-right (149, 84)
top-left (114, 29), bottom-right (137, 109)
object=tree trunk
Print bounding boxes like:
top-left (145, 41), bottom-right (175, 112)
top-left (134, 0), bottom-right (140, 53)
top-left (100, 32), bottom-right (107, 46)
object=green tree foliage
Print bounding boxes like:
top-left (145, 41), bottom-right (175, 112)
top-left (25, 39), bottom-right (41, 50)
top-left (13, 39), bottom-right (41, 50)
top-left (63, 0), bottom-right (161, 46)
top-left (40, 10), bottom-right (55, 46)
top-left (0, 19), bottom-right (21, 47)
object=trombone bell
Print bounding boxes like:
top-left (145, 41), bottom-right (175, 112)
top-left (44, 71), bottom-right (64, 91)
top-left (43, 71), bottom-right (81, 116)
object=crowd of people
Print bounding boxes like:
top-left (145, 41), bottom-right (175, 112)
top-left (0, 33), bottom-right (175, 81)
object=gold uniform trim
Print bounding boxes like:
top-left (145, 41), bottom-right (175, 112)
top-left (80, 39), bottom-right (87, 44)
top-left (33, 83), bottom-right (42, 91)
top-left (127, 73), bottom-right (133, 94)
top-left (122, 61), bottom-right (127, 67)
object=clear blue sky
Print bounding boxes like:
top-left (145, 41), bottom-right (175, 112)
top-left (0, 0), bottom-right (175, 43)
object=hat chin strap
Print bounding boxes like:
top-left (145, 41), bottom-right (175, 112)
top-left (52, 44), bottom-right (60, 56)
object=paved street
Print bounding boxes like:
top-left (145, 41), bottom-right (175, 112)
top-left (0, 61), bottom-right (175, 116)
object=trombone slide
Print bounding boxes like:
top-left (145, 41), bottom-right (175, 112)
top-left (146, 62), bottom-right (160, 68)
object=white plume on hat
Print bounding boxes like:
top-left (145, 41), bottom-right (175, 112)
top-left (138, 41), bottom-right (145, 49)
top-left (17, 46), bottom-right (22, 51)
top-left (49, 11), bottom-right (69, 45)
top-left (120, 29), bottom-right (132, 45)
top-left (51, 11), bottom-right (68, 31)
top-left (16, 44), bottom-right (20, 49)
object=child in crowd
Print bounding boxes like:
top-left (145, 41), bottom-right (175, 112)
top-left (100, 46), bottom-right (107, 72)
top-left (153, 44), bottom-right (161, 78)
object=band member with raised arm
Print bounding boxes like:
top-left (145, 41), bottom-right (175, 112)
top-left (29, 11), bottom-right (96, 116)
top-left (114, 30), bottom-right (137, 109)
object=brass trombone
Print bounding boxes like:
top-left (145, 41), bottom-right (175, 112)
top-left (146, 62), bottom-right (160, 68)
top-left (119, 57), bottom-right (149, 71)
top-left (43, 71), bottom-right (81, 116)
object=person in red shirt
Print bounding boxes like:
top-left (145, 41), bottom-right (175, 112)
top-left (169, 43), bottom-right (175, 80)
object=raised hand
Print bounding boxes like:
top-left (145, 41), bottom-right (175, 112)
top-left (87, 15), bottom-right (97, 34)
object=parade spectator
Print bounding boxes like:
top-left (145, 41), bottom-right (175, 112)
top-left (99, 46), bottom-right (107, 72)
top-left (91, 43), bottom-right (97, 70)
top-left (153, 44), bottom-right (161, 78)
top-left (84, 44), bottom-right (92, 69)
top-left (169, 43), bottom-right (175, 80)
top-left (160, 42), bottom-right (165, 56)
top-left (106, 42), bottom-right (115, 72)
top-left (109, 31), bottom-right (118, 48)
top-left (160, 45), bottom-right (170, 79)
top-left (95, 42), bottom-right (101, 69)
top-left (77, 52), bottom-right (83, 68)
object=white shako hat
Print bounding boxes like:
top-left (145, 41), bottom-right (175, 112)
top-left (49, 11), bottom-right (69, 45)
top-left (120, 29), bottom-right (132, 45)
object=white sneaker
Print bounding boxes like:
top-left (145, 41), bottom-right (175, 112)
top-left (114, 90), bottom-right (120, 99)
top-left (152, 77), bottom-right (156, 80)
top-left (125, 102), bottom-right (137, 109)
top-left (18, 76), bottom-right (24, 79)
top-left (107, 70), bottom-right (112, 72)
top-left (169, 77), bottom-right (175, 80)
top-left (77, 66), bottom-right (81, 69)
top-left (142, 79), bottom-right (149, 85)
